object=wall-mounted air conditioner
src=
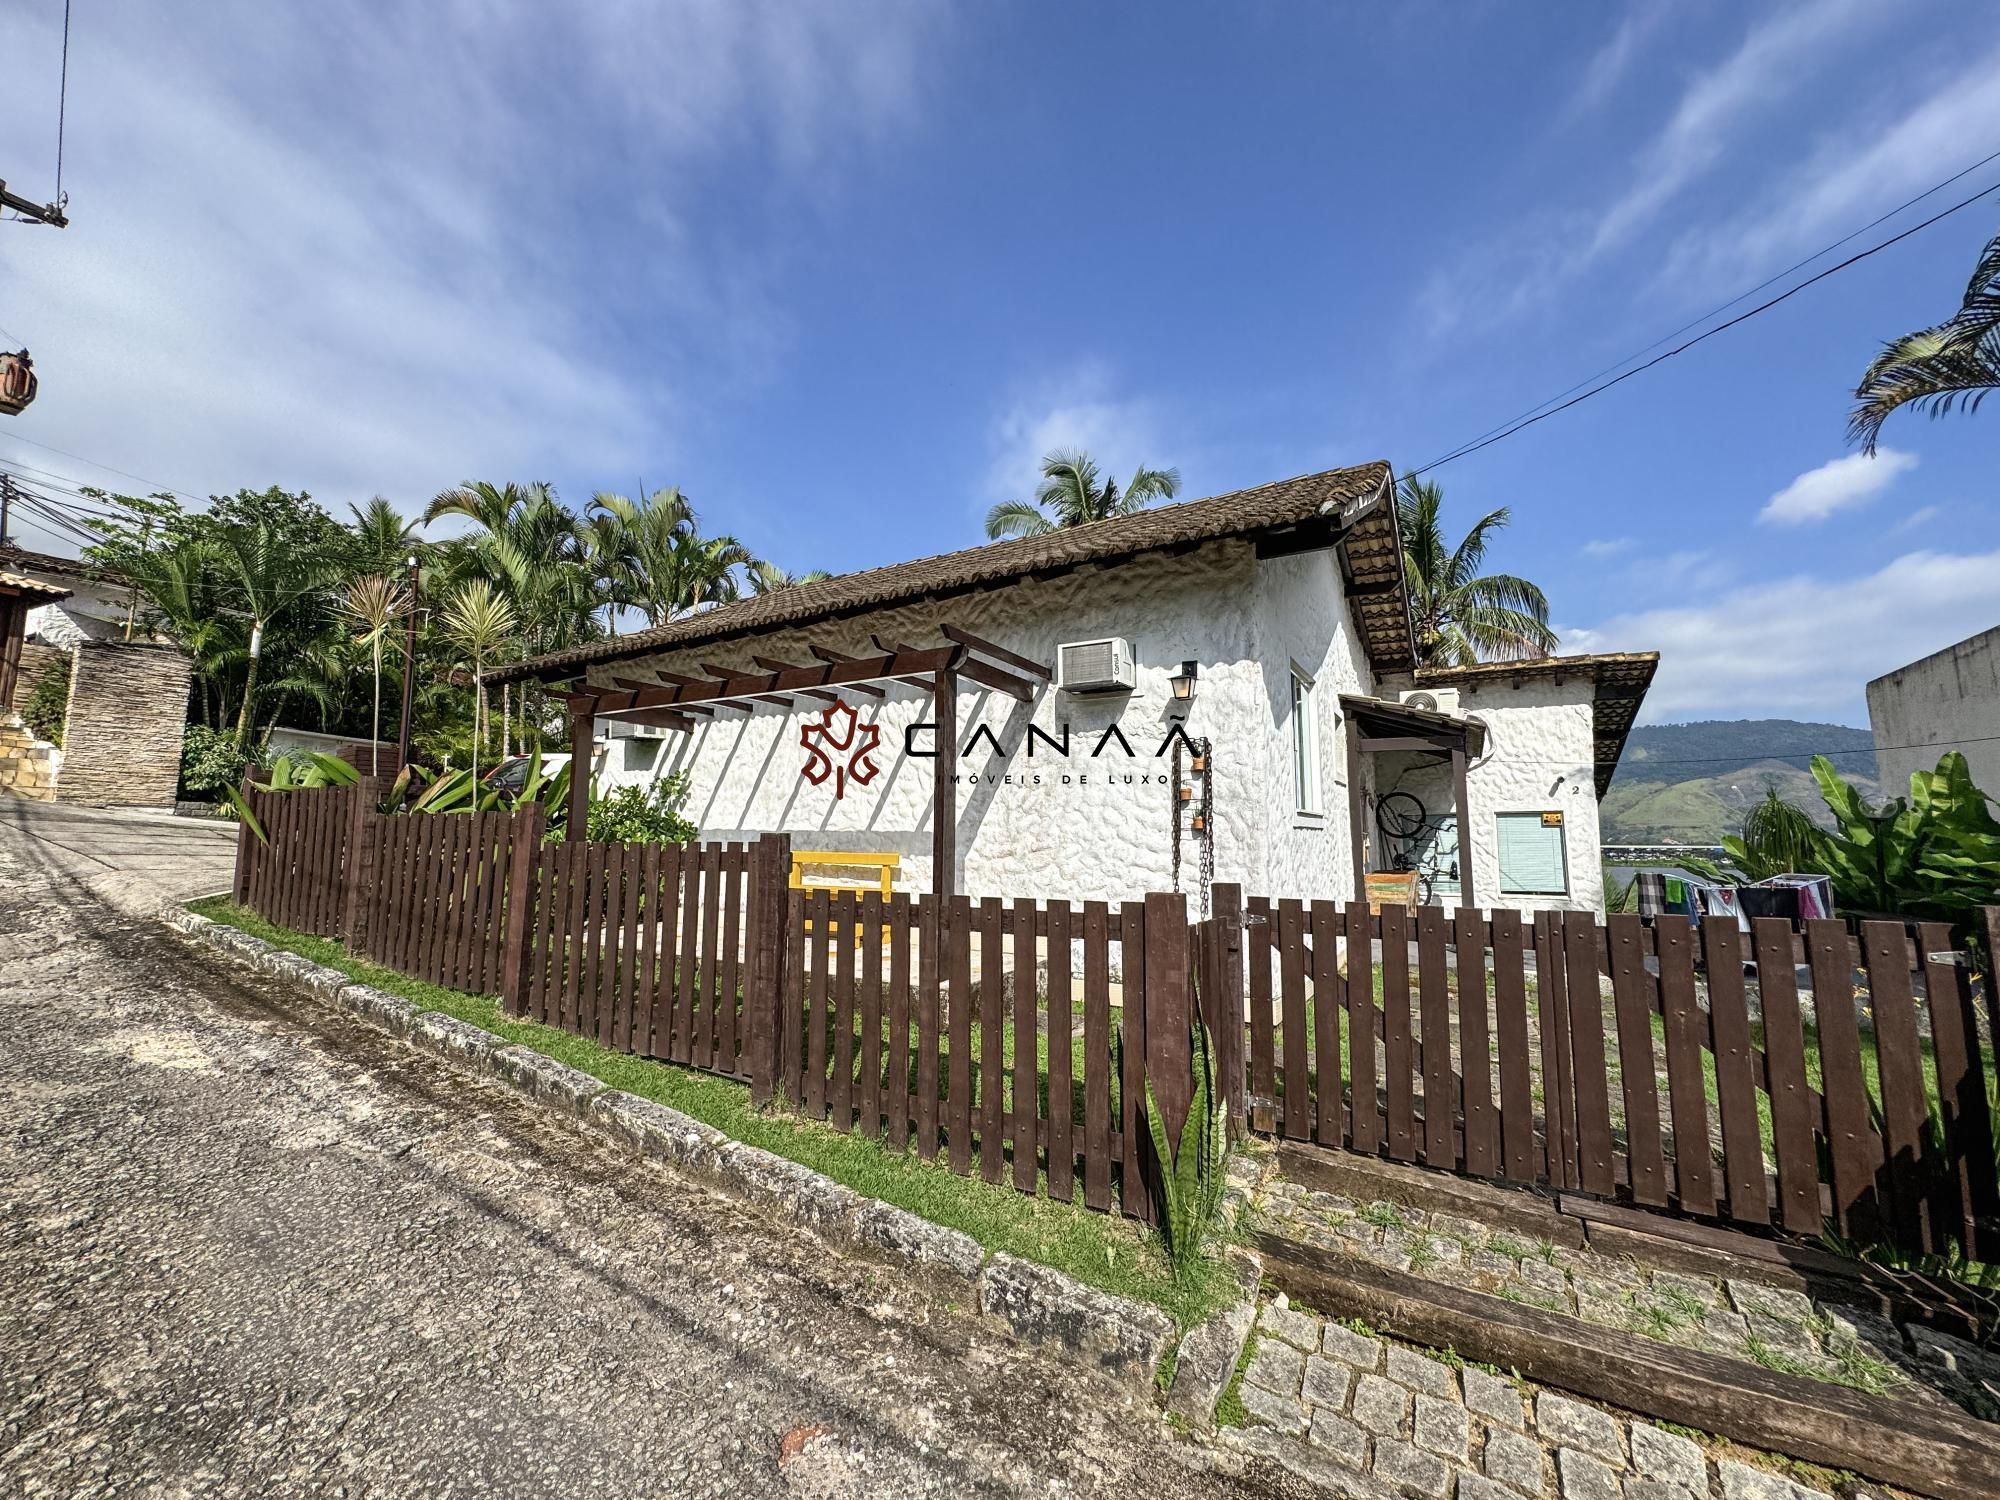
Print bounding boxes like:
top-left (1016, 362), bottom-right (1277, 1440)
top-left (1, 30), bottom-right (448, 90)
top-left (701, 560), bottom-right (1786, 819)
top-left (1056, 636), bottom-right (1137, 694)
top-left (1399, 687), bottom-right (1462, 716)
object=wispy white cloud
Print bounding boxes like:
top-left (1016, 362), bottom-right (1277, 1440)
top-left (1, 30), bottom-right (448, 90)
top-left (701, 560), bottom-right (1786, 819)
top-left (1567, 547), bottom-right (2000, 718)
top-left (1891, 503), bottom-right (1943, 534)
top-left (1582, 536), bottom-right (1634, 558)
top-left (0, 2), bottom-right (944, 519)
top-left (983, 364), bottom-right (1170, 509)
top-left (1564, 3), bottom-right (1671, 119)
top-left (1420, 0), bottom-right (1887, 339)
top-left (1758, 448), bottom-right (1917, 525)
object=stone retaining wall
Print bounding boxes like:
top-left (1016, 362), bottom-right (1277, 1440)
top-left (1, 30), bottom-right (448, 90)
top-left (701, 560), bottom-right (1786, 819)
top-left (57, 641), bottom-right (191, 807)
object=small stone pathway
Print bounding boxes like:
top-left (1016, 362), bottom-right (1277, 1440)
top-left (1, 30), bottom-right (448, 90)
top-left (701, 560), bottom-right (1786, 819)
top-left (1224, 1293), bottom-right (1839, 1500)
top-left (1257, 1178), bottom-right (2000, 1421)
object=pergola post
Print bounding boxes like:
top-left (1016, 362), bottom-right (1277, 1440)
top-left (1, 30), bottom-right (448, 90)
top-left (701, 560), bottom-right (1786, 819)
top-left (932, 666), bottom-right (957, 900)
top-left (1452, 743), bottom-right (1475, 910)
top-left (1346, 711), bottom-right (1367, 902)
top-left (566, 703), bottom-right (594, 842)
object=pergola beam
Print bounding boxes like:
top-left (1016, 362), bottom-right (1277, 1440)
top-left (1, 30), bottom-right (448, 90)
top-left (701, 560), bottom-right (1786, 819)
top-left (872, 634), bottom-right (1032, 701)
top-left (561, 645), bottom-right (960, 716)
top-left (805, 645), bottom-right (887, 696)
top-left (938, 624), bottom-right (1052, 682)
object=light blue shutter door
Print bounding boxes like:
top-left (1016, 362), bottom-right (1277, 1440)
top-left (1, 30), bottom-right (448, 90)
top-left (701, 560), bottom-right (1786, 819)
top-left (1497, 814), bottom-right (1567, 895)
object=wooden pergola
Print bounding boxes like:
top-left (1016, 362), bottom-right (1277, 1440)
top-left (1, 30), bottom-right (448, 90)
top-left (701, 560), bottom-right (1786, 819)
top-left (0, 569), bottom-right (70, 713)
top-left (557, 624), bottom-right (1052, 899)
top-left (1341, 693), bottom-right (1488, 909)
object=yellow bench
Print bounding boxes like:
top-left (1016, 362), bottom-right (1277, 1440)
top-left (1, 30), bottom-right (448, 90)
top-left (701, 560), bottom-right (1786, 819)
top-left (790, 850), bottom-right (898, 942)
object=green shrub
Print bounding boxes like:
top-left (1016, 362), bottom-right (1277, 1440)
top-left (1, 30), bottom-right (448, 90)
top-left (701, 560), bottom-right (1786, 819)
top-left (586, 771), bottom-right (695, 845)
top-left (23, 656), bottom-right (70, 747)
top-left (180, 723), bottom-right (261, 798)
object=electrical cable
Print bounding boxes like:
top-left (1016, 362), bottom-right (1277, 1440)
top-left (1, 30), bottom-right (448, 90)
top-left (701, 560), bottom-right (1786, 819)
top-left (1409, 172), bottom-right (2000, 477)
top-left (54, 0), bottom-right (70, 208)
top-left (1427, 145), bottom-right (2000, 462)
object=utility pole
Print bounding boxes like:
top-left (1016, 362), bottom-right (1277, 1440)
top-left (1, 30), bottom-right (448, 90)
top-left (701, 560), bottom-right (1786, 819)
top-left (0, 472), bottom-right (13, 547)
top-left (122, 518), bottom-right (151, 640)
top-left (0, 180), bottom-right (67, 228)
top-left (396, 552), bottom-right (421, 769)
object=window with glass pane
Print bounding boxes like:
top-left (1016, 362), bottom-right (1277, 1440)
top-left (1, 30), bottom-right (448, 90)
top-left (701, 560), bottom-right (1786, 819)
top-left (1497, 812), bottom-right (1568, 894)
top-left (1291, 669), bottom-right (1320, 813)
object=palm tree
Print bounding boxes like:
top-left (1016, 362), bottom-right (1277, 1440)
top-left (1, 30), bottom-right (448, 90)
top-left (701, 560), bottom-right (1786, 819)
top-left (338, 574), bottom-right (410, 776)
top-left (217, 523), bottom-right (331, 745)
top-left (745, 560), bottom-right (832, 595)
top-left (1850, 226), bottom-right (2000, 454)
top-left (346, 497), bottom-right (420, 576)
top-left (439, 578), bottom-right (518, 783)
top-left (984, 449), bottom-right (1181, 540)
top-left (1396, 476), bottom-right (1558, 667)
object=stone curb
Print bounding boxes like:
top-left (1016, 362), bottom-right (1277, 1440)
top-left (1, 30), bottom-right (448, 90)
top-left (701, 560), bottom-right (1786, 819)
top-left (1167, 1246), bottom-right (1263, 1429)
top-left (156, 903), bottom-right (1177, 1389)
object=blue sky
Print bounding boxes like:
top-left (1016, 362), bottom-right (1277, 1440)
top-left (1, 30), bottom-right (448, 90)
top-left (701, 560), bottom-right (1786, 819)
top-left (3, 0), bottom-right (1998, 725)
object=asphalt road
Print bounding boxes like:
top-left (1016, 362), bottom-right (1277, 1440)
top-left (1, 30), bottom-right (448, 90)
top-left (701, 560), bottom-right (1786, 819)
top-left (0, 800), bottom-right (1305, 1499)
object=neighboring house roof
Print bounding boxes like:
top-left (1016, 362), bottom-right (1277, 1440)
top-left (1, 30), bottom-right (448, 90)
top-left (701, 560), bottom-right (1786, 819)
top-left (1412, 651), bottom-right (1658, 797)
top-left (0, 544), bottom-right (127, 587)
top-left (491, 462), bottom-right (1410, 685)
top-left (0, 568), bottom-right (71, 602)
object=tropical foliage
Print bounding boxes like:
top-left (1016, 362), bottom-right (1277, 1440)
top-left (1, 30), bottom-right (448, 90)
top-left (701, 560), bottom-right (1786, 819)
top-left (984, 448), bottom-right (1180, 540)
top-left (85, 479), bottom-right (821, 784)
top-left (586, 773), bottom-right (696, 844)
top-left (1850, 225), bottom-right (2000, 454)
top-left (1144, 1018), bottom-right (1231, 1285)
top-left (1396, 477), bottom-right (1558, 667)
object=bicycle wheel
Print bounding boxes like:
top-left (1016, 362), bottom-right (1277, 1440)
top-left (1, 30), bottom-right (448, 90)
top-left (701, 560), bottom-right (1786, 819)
top-left (1375, 791), bottom-right (1428, 840)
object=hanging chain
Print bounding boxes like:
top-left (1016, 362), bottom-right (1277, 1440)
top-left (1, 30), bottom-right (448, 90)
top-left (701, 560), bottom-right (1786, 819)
top-left (1171, 736), bottom-right (1184, 894)
top-left (1197, 735), bottom-right (1215, 918)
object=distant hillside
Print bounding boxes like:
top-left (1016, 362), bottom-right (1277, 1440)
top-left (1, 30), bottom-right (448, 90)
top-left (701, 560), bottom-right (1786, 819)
top-left (1602, 720), bottom-right (1879, 845)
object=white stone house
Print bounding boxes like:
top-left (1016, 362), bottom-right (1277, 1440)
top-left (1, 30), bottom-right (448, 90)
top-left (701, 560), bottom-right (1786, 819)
top-left (491, 463), bottom-right (1656, 915)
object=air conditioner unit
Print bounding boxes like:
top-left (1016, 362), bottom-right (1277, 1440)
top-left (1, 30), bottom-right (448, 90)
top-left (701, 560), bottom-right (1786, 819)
top-left (1399, 687), bottom-right (1462, 716)
top-left (1056, 636), bottom-right (1137, 694)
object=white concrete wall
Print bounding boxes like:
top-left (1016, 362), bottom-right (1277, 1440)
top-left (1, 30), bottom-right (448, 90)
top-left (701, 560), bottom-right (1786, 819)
top-left (1369, 675), bottom-right (1605, 914)
top-left (1867, 624), bottom-right (2000, 801)
top-left (593, 542), bottom-right (1277, 906)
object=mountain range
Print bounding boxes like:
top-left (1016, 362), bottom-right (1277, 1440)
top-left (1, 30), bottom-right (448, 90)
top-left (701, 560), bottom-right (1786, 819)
top-left (1600, 719), bottom-right (1879, 846)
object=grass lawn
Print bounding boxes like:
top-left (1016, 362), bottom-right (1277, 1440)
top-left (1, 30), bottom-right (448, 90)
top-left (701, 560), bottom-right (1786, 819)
top-left (190, 897), bottom-right (1238, 1329)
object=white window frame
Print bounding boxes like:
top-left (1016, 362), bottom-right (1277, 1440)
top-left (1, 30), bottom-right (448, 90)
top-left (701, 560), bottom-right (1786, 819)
top-left (1290, 666), bottom-right (1321, 816)
top-left (1496, 811), bottom-right (1569, 896)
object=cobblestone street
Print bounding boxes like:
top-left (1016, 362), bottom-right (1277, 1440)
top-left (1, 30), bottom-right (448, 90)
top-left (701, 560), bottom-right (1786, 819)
top-left (0, 805), bottom-right (1305, 1500)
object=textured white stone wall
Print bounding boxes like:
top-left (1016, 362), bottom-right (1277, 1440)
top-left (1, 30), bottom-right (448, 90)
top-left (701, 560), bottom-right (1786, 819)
top-left (594, 543), bottom-right (1277, 906)
top-left (1867, 624), bottom-right (2000, 800)
top-left (1369, 675), bottom-right (1605, 914)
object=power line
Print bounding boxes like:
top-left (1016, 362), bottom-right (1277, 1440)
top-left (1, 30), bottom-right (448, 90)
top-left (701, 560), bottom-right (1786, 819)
top-left (0, 433), bottom-right (207, 505)
top-left (1428, 146), bottom-right (2000, 464)
top-left (1410, 170), bottom-right (2000, 478)
top-left (54, 0), bottom-right (70, 209)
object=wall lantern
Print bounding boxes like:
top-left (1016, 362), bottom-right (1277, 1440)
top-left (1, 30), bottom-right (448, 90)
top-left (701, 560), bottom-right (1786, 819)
top-left (1168, 659), bottom-right (1199, 702)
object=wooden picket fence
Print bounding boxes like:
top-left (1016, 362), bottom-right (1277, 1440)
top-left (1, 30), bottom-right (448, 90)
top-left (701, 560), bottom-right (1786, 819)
top-left (1223, 894), bottom-right (2000, 1261)
top-left (229, 785), bottom-right (2000, 1255)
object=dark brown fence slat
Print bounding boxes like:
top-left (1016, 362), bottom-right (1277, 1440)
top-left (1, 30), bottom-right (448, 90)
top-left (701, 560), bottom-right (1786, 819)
top-left (1381, 904), bottom-right (1416, 1163)
top-left (562, 839), bottom-right (588, 1034)
top-left (1278, 899), bottom-right (1308, 1142)
top-left (1082, 899), bottom-right (1111, 1212)
top-left (1563, 911), bottom-right (1616, 1197)
top-left (1922, 919), bottom-right (1996, 1261)
top-left (781, 886), bottom-right (805, 1100)
top-left (947, 895), bottom-right (974, 1174)
top-left (692, 844), bottom-right (720, 1069)
top-left (452, 813), bottom-right (478, 991)
top-left (1310, 900), bottom-right (1342, 1150)
top-left (1491, 910), bottom-right (1534, 1184)
top-left (977, 896), bottom-right (1005, 1185)
top-left (1753, 917), bottom-right (1822, 1235)
top-left (1047, 900), bottom-right (1074, 1204)
top-left (1864, 920), bottom-right (1934, 1253)
top-left (718, 845), bottom-right (745, 1077)
top-left (831, 891), bottom-right (858, 1132)
top-left (883, 893), bottom-right (909, 1142)
top-left (636, 844), bottom-right (662, 1053)
top-left (860, 900), bottom-right (884, 1136)
top-left (1534, 912), bottom-right (1572, 1188)
top-left (616, 842), bottom-right (642, 1051)
top-left (1011, 896), bottom-right (1038, 1192)
top-left (805, 888), bottom-right (831, 1119)
top-left (1119, 897), bottom-right (1149, 1220)
top-left (1456, 906), bottom-right (1496, 1180)
top-left (1701, 917), bottom-right (1765, 1226)
top-left (1809, 917), bottom-right (1881, 1243)
top-left (1248, 896), bottom-right (1274, 1134)
top-left (1416, 907), bottom-right (1453, 1169)
top-left (526, 845), bottom-right (555, 1023)
top-left (1346, 901), bottom-right (1379, 1156)
top-left (916, 895), bottom-right (941, 1160)
top-left (1655, 916), bottom-right (1716, 1217)
top-left (1607, 914), bottom-right (1667, 1207)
